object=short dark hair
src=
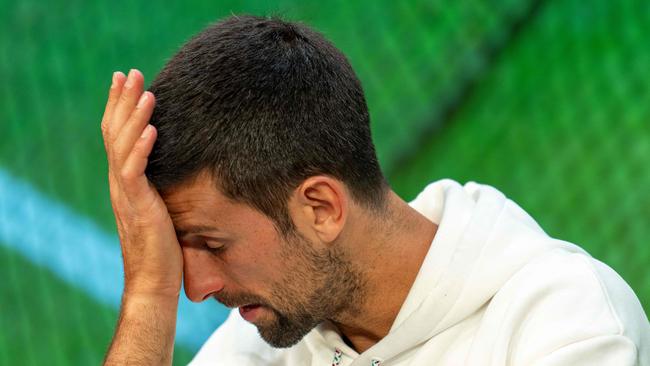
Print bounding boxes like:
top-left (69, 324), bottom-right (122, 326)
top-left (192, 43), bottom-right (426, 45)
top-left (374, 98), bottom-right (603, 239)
top-left (146, 14), bottom-right (389, 233)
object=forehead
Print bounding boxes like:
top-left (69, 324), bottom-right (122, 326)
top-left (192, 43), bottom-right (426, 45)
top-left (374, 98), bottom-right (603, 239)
top-left (161, 173), bottom-right (235, 228)
top-left (160, 172), bottom-right (273, 236)
top-left (162, 172), bottom-right (226, 212)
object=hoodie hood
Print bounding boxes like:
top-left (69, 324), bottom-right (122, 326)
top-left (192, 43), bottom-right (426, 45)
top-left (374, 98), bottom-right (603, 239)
top-left (348, 179), bottom-right (587, 365)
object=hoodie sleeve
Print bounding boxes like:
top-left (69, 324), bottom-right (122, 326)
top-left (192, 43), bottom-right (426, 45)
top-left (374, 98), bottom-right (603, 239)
top-left (469, 248), bottom-right (650, 366)
top-left (521, 252), bottom-right (649, 366)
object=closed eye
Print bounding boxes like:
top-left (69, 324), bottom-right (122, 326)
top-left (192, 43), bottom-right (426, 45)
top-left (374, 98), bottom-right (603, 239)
top-left (204, 240), bottom-right (227, 254)
top-left (179, 235), bottom-right (228, 253)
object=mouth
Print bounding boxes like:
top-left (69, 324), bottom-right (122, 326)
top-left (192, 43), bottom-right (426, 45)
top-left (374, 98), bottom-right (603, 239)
top-left (239, 303), bottom-right (263, 322)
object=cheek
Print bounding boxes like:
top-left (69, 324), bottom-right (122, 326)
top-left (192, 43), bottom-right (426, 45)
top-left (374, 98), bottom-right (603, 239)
top-left (227, 235), bottom-right (286, 291)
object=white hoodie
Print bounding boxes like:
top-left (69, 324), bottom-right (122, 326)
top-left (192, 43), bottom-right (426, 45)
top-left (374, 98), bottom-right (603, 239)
top-left (189, 179), bottom-right (650, 365)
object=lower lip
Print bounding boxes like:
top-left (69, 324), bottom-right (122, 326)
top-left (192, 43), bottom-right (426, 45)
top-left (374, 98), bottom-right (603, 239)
top-left (239, 304), bottom-right (263, 322)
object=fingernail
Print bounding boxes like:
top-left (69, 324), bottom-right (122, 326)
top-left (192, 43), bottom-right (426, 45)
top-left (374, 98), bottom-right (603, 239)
top-left (141, 125), bottom-right (153, 139)
top-left (125, 69), bottom-right (135, 87)
top-left (137, 92), bottom-right (148, 107)
top-left (111, 72), bottom-right (118, 87)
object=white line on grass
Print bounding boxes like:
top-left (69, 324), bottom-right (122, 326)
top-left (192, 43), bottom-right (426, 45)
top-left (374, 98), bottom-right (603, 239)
top-left (0, 168), bottom-right (230, 351)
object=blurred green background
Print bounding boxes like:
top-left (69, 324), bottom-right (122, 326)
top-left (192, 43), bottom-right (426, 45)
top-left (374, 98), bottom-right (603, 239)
top-left (1, 0), bottom-right (648, 364)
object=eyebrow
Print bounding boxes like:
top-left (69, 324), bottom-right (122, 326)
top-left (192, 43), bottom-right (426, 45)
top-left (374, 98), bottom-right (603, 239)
top-left (175, 224), bottom-right (221, 238)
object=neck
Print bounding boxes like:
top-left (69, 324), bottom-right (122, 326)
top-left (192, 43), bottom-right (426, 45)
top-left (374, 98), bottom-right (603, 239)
top-left (332, 190), bottom-right (437, 353)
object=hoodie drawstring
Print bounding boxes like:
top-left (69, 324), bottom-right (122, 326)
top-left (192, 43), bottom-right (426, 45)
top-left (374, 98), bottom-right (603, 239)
top-left (331, 348), bottom-right (343, 366)
top-left (332, 348), bottom-right (382, 366)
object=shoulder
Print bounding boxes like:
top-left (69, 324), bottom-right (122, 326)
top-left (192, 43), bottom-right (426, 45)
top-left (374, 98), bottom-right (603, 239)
top-left (481, 247), bottom-right (649, 364)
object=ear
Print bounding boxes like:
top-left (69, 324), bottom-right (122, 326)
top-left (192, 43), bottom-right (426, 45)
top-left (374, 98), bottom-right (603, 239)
top-left (290, 176), bottom-right (348, 244)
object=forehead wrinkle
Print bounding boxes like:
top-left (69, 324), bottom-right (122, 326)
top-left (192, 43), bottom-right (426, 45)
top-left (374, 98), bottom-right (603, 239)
top-left (175, 223), bottom-right (222, 238)
top-left (165, 194), bottom-right (214, 218)
top-left (169, 206), bottom-right (221, 235)
top-left (167, 203), bottom-right (211, 234)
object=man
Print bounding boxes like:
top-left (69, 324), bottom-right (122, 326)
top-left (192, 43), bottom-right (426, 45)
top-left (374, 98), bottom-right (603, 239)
top-left (101, 15), bottom-right (649, 365)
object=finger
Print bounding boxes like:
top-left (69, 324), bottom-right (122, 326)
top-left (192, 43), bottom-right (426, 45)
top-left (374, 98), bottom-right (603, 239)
top-left (119, 124), bottom-right (157, 200)
top-left (101, 72), bottom-right (127, 152)
top-left (111, 69), bottom-right (145, 139)
top-left (114, 91), bottom-right (155, 166)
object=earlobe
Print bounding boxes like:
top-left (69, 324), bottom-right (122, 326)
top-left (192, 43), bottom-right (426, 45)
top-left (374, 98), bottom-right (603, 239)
top-left (295, 176), bottom-right (348, 244)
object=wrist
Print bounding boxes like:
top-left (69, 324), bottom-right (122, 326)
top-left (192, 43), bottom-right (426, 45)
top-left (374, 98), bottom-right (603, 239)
top-left (121, 288), bottom-right (181, 311)
top-left (105, 288), bottom-right (178, 366)
top-left (123, 277), bottom-right (182, 300)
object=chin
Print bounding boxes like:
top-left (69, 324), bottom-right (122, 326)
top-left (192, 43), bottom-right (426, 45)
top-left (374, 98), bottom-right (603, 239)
top-left (258, 329), bottom-right (306, 349)
top-left (255, 312), bottom-right (317, 348)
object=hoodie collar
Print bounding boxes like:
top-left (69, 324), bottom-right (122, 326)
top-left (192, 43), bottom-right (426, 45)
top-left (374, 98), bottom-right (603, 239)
top-left (348, 179), bottom-right (510, 365)
top-left (309, 179), bottom-right (558, 365)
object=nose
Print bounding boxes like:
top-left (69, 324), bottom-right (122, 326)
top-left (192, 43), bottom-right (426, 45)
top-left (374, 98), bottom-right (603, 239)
top-left (182, 245), bottom-right (226, 302)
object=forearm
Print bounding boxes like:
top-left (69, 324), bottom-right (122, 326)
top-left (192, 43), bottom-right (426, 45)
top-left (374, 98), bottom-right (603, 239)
top-left (103, 293), bottom-right (179, 366)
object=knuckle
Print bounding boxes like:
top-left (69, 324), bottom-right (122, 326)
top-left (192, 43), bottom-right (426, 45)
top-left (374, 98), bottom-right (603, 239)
top-left (108, 89), bottom-right (119, 102)
top-left (119, 89), bottom-right (131, 103)
top-left (108, 170), bottom-right (118, 185)
top-left (100, 120), bottom-right (110, 136)
top-left (119, 167), bottom-right (136, 182)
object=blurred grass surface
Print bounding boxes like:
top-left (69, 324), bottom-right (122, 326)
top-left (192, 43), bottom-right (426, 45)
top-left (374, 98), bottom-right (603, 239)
top-left (1, 0), bottom-right (648, 364)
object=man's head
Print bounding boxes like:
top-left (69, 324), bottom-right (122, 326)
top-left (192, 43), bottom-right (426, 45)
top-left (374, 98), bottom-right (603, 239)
top-left (145, 15), bottom-right (388, 347)
top-left (146, 14), bottom-right (388, 233)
